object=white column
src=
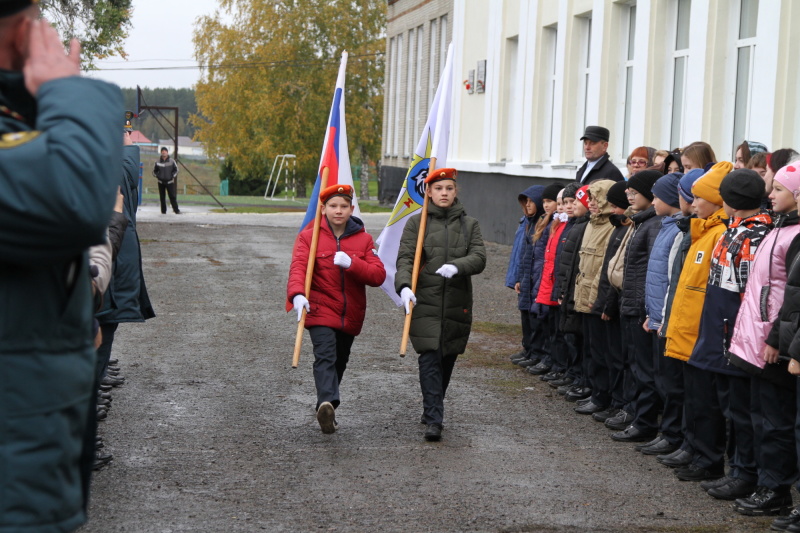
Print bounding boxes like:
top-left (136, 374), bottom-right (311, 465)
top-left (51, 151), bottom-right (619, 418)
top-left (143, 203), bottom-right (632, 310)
top-left (749, 0), bottom-right (780, 147)
top-left (628, 0), bottom-right (652, 148)
top-left (519, 0), bottom-right (538, 164)
top-left (449, 0), bottom-right (466, 161)
top-left (683, 0), bottom-right (710, 143)
top-left (549, 0), bottom-right (569, 164)
top-left (584, 0), bottom-right (605, 128)
top-left (484, 0), bottom-right (503, 162)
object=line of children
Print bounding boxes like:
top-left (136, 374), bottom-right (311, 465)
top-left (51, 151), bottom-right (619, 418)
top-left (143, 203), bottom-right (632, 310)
top-left (507, 150), bottom-right (800, 528)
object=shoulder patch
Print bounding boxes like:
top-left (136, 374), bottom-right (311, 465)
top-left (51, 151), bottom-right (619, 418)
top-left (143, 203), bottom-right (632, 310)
top-left (0, 130), bottom-right (40, 149)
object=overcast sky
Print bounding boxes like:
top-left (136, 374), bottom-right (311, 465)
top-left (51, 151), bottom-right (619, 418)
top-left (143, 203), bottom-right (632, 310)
top-left (86, 0), bottom-right (223, 89)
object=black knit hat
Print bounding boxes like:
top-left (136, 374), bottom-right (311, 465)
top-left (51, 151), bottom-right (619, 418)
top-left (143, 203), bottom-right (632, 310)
top-left (542, 183), bottom-right (562, 202)
top-left (0, 0), bottom-right (35, 17)
top-left (626, 170), bottom-right (663, 202)
top-left (606, 180), bottom-right (629, 209)
top-left (720, 169), bottom-right (765, 210)
top-left (562, 182), bottom-right (580, 199)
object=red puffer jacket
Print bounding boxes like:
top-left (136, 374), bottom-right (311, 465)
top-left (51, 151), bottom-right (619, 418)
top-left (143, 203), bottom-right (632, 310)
top-left (286, 216), bottom-right (386, 336)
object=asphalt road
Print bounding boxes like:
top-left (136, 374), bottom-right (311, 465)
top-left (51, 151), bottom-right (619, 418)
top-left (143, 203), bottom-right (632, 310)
top-left (81, 205), bottom-right (777, 532)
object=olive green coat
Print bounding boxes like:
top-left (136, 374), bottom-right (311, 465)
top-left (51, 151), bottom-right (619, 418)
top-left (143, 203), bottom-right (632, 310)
top-left (395, 199), bottom-right (486, 356)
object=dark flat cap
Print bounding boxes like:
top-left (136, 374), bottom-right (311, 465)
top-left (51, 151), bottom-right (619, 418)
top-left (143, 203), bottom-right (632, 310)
top-left (580, 126), bottom-right (610, 142)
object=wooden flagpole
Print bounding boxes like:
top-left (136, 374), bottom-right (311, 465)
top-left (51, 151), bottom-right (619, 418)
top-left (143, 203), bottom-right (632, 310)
top-left (292, 167), bottom-right (330, 368)
top-left (399, 156), bottom-right (437, 357)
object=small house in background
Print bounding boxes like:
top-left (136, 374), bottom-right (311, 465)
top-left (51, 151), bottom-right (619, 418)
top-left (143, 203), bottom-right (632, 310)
top-left (158, 137), bottom-right (207, 160)
top-left (130, 130), bottom-right (158, 154)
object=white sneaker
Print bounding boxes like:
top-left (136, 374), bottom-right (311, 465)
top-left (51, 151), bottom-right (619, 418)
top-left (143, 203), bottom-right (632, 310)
top-left (317, 402), bottom-right (336, 434)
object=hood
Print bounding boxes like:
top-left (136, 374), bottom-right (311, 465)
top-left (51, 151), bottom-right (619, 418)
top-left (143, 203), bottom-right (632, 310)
top-left (518, 185), bottom-right (545, 218)
top-left (773, 210), bottom-right (799, 228)
top-left (728, 211), bottom-right (773, 230)
top-left (323, 214), bottom-right (365, 238)
top-left (428, 197), bottom-right (466, 221)
top-left (588, 179), bottom-right (616, 220)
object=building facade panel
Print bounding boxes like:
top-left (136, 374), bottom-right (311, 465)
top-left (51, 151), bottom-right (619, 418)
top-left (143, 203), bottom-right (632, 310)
top-left (381, 0), bottom-right (800, 244)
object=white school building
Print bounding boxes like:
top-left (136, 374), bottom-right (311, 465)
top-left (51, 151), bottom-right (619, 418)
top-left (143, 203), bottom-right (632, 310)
top-left (380, 0), bottom-right (800, 244)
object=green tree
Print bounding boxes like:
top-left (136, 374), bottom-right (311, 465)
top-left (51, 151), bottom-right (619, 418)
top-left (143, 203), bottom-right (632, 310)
top-left (41, 0), bottom-right (133, 68)
top-left (192, 0), bottom-right (385, 198)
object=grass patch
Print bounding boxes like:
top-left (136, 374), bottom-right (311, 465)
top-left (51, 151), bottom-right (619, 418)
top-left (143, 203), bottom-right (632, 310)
top-left (208, 203), bottom-right (392, 214)
top-left (210, 206), bottom-right (305, 214)
top-left (459, 320), bottom-right (523, 370)
top-left (472, 321), bottom-right (522, 337)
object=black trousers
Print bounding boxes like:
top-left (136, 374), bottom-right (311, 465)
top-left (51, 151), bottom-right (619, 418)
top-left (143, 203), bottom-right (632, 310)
top-left (752, 376), bottom-right (798, 489)
top-left (158, 180), bottom-right (180, 213)
top-left (605, 317), bottom-right (626, 409)
top-left (716, 373), bottom-right (756, 482)
top-left (308, 326), bottom-right (354, 410)
top-left (563, 331), bottom-right (583, 382)
top-left (526, 311), bottom-right (550, 364)
top-left (546, 306), bottom-right (568, 373)
top-left (684, 364), bottom-right (726, 470)
top-left (519, 310), bottom-right (532, 354)
top-left (654, 335), bottom-right (684, 445)
top-left (622, 316), bottom-right (661, 431)
top-left (584, 314), bottom-right (610, 407)
top-left (95, 322), bottom-right (119, 381)
top-left (419, 348), bottom-right (458, 426)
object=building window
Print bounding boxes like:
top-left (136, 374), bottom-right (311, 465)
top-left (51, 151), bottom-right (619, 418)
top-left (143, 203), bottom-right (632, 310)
top-left (403, 28), bottom-right (416, 157)
top-left (576, 16), bottom-right (592, 158)
top-left (439, 15), bottom-right (448, 77)
top-left (621, 4), bottom-right (636, 158)
top-left (733, 0), bottom-right (758, 152)
top-left (670, 0), bottom-right (690, 149)
top-left (541, 26), bottom-right (557, 162)
top-left (392, 33), bottom-right (403, 156)
top-left (414, 25), bottom-right (424, 144)
top-left (386, 36), bottom-right (396, 157)
top-left (500, 36), bottom-right (519, 162)
top-left (428, 18), bottom-right (438, 109)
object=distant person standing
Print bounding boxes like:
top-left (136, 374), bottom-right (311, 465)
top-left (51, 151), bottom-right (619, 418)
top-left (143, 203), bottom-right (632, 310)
top-left (153, 146), bottom-right (181, 214)
top-left (576, 126), bottom-right (625, 185)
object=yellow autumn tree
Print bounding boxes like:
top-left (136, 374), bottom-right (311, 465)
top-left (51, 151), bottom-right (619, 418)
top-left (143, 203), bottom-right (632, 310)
top-left (192, 0), bottom-right (385, 197)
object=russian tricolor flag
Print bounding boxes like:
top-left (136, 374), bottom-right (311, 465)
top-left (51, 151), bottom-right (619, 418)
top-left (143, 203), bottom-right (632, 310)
top-left (300, 51), bottom-right (358, 231)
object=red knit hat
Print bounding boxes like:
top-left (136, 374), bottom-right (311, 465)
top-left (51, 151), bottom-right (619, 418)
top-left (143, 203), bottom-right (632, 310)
top-left (575, 185), bottom-right (591, 208)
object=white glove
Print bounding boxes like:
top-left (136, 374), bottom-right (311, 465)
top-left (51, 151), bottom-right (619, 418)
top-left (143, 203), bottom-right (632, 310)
top-left (400, 287), bottom-right (416, 315)
top-left (333, 251), bottom-right (352, 269)
top-left (292, 294), bottom-right (310, 321)
top-left (435, 264), bottom-right (458, 278)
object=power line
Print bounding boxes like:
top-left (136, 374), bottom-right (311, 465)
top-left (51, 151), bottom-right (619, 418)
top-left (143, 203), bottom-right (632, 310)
top-left (87, 52), bottom-right (383, 72)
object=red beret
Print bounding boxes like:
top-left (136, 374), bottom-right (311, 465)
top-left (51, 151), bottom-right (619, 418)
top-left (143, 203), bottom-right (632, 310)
top-left (320, 184), bottom-right (353, 204)
top-left (424, 167), bottom-right (457, 184)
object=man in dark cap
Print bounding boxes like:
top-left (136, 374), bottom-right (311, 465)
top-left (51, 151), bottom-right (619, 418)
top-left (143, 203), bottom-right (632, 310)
top-left (0, 2), bottom-right (123, 530)
top-left (576, 125), bottom-right (625, 185)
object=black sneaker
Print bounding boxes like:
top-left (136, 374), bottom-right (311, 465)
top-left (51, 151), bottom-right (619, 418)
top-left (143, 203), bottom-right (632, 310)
top-left (734, 486), bottom-right (793, 516)
top-left (604, 410), bottom-right (634, 431)
top-left (316, 402), bottom-right (336, 434)
top-left (591, 407), bottom-right (619, 423)
top-left (771, 505), bottom-right (800, 531)
top-left (424, 424), bottom-right (442, 442)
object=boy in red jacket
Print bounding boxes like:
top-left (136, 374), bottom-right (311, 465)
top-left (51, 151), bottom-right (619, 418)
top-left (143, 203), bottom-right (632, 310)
top-left (287, 184), bottom-right (386, 434)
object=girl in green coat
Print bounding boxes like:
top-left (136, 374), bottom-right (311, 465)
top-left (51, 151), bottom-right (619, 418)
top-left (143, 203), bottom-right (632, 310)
top-left (395, 168), bottom-right (487, 441)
